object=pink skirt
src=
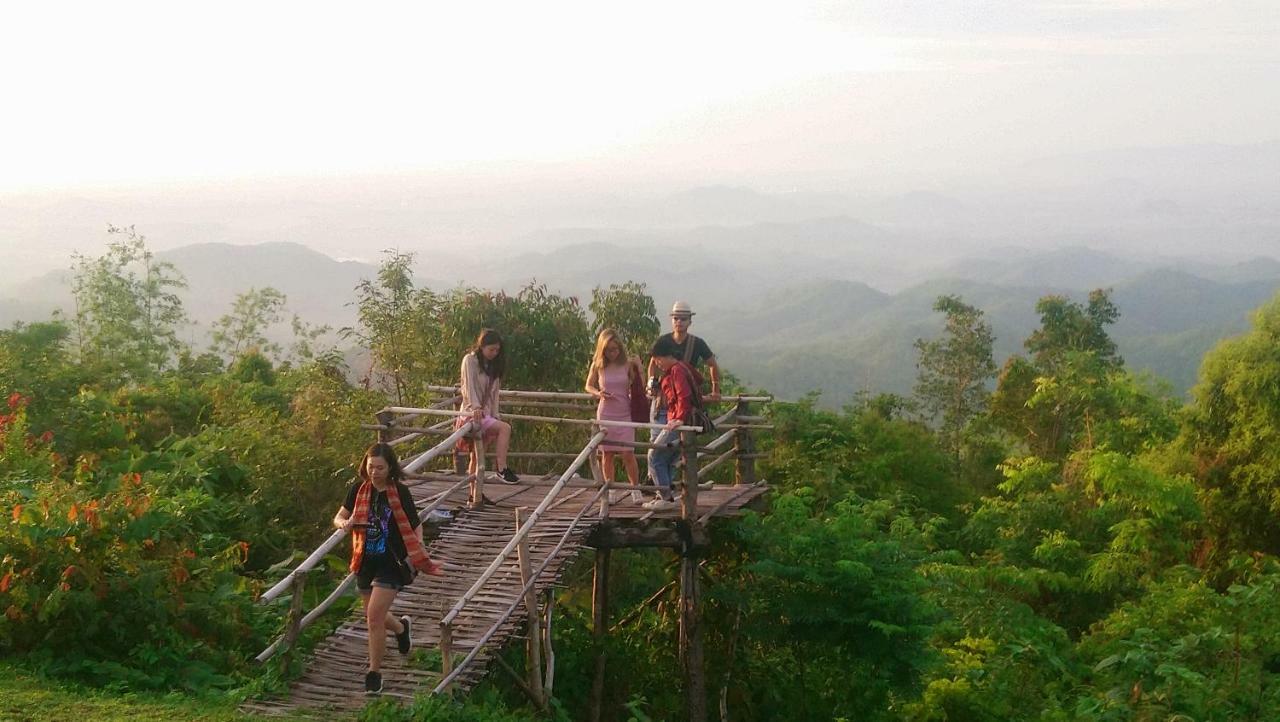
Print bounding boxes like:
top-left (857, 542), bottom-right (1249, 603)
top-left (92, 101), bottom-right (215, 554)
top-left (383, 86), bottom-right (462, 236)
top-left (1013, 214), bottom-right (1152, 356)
top-left (598, 411), bottom-right (635, 453)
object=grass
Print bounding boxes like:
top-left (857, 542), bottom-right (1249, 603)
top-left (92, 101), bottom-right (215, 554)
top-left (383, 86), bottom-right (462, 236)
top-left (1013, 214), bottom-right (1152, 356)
top-left (0, 665), bottom-right (318, 722)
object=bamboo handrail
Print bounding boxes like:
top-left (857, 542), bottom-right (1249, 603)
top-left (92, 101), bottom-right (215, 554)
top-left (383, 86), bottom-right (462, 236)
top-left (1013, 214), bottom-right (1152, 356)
top-left (440, 430), bottom-right (608, 628)
top-left (696, 446), bottom-right (738, 480)
top-left (433, 481), bottom-right (609, 694)
top-left (382, 406), bottom-right (703, 434)
top-left (424, 384), bottom-right (771, 404)
top-left (253, 471), bottom-right (476, 662)
top-left (426, 384), bottom-right (595, 401)
top-left (259, 421), bottom-right (475, 604)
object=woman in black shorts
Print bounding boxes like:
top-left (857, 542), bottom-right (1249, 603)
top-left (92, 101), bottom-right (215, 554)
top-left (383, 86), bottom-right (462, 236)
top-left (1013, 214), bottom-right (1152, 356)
top-left (333, 443), bottom-right (443, 695)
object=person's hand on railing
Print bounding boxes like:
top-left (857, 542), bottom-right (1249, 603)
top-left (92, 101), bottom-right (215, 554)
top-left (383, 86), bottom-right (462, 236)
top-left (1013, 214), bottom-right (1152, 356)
top-left (335, 516), bottom-right (365, 532)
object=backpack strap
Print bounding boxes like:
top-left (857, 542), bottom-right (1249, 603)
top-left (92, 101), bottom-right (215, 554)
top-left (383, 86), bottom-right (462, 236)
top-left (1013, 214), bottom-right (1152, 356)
top-left (682, 334), bottom-right (698, 365)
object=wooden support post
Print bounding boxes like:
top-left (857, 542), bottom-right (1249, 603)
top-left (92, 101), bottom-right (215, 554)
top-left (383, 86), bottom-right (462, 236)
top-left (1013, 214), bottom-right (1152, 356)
top-left (375, 410), bottom-right (395, 443)
top-left (439, 620), bottom-right (454, 682)
top-left (589, 548), bottom-right (610, 722)
top-left (679, 429), bottom-right (707, 722)
top-left (470, 433), bottom-right (486, 509)
top-left (589, 433), bottom-right (611, 517)
top-left (278, 571), bottom-right (307, 676)
top-left (515, 507), bottom-right (546, 709)
top-left (733, 401), bottom-right (756, 486)
top-left (543, 588), bottom-right (556, 699)
top-left (681, 430), bottom-right (700, 519)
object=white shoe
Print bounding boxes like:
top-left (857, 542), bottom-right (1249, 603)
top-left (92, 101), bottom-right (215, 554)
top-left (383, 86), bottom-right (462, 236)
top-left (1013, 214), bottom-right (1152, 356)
top-left (642, 498), bottom-right (677, 511)
top-left (698, 481), bottom-right (715, 490)
top-left (630, 490), bottom-right (643, 504)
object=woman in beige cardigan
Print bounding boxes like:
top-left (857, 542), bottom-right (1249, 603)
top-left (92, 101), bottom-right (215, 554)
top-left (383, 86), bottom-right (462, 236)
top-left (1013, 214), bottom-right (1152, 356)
top-left (459, 329), bottom-right (520, 484)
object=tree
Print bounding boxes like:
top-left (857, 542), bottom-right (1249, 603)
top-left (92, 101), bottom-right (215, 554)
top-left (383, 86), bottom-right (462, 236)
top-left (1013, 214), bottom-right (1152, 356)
top-left (209, 287), bottom-right (287, 360)
top-left (992, 289), bottom-right (1128, 459)
top-left (344, 250), bottom-right (440, 402)
top-left (589, 281), bottom-right (661, 357)
top-left (914, 294), bottom-right (997, 464)
top-left (1183, 291), bottom-right (1280, 554)
top-left (1025, 289), bottom-right (1121, 374)
top-left (69, 225), bottom-right (186, 378)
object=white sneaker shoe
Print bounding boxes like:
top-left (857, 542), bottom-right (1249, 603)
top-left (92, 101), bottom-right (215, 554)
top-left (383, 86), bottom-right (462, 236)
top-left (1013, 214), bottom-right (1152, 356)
top-left (642, 498), bottom-right (678, 511)
top-left (698, 481), bottom-right (715, 490)
top-left (630, 490), bottom-right (643, 504)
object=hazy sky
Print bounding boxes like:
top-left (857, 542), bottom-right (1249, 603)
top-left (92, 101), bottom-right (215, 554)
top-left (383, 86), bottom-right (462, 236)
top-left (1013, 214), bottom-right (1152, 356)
top-left (3, 0), bottom-right (1277, 193)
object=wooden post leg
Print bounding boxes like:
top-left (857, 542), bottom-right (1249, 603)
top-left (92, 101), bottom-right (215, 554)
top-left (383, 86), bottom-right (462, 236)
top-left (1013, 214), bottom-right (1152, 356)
top-left (679, 429), bottom-right (707, 722)
top-left (680, 548), bottom-right (707, 722)
top-left (681, 430), bottom-right (700, 518)
top-left (543, 588), bottom-right (556, 699)
top-left (515, 507), bottom-right (546, 709)
top-left (588, 548), bottom-right (610, 722)
top-left (279, 572), bottom-right (307, 676)
top-left (733, 401), bottom-right (756, 486)
top-left (439, 621), bottom-right (454, 682)
top-left (470, 433), bottom-right (486, 509)
top-left (375, 410), bottom-right (395, 443)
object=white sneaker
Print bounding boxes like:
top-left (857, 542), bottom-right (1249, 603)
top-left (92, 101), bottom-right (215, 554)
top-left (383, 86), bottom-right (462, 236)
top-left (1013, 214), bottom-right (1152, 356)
top-left (642, 498), bottom-right (677, 511)
top-left (630, 490), bottom-right (643, 504)
top-left (698, 481), bottom-right (715, 490)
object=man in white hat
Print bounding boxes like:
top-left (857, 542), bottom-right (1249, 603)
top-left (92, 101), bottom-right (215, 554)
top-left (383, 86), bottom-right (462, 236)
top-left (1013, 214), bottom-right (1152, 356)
top-left (641, 301), bottom-right (721, 507)
top-left (647, 300), bottom-right (721, 401)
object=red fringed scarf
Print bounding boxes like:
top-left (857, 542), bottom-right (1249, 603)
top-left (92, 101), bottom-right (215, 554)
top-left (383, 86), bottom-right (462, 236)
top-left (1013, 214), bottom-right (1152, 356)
top-left (349, 480), bottom-right (440, 575)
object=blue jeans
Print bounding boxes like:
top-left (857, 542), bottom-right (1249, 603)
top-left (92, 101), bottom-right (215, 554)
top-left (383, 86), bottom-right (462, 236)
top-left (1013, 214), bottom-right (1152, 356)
top-left (647, 407), bottom-right (678, 500)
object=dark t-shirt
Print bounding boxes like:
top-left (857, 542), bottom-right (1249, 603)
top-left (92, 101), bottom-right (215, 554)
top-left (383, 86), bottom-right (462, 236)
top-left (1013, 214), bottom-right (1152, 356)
top-left (657, 333), bottom-right (714, 368)
top-left (342, 482), bottom-right (421, 561)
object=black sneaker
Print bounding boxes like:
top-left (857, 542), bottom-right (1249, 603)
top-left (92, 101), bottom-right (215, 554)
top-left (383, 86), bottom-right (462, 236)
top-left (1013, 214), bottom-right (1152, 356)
top-left (396, 615), bottom-right (412, 655)
top-left (498, 467), bottom-right (520, 484)
top-left (364, 670), bottom-right (382, 695)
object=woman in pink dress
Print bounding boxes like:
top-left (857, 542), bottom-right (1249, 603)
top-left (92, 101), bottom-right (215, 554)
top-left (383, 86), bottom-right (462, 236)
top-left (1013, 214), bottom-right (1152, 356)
top-left (585, 329), bottom-right (643, 500)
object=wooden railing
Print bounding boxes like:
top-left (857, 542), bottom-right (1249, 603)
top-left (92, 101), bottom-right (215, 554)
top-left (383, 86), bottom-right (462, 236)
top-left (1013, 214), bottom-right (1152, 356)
top-left (253, 386), bottom-right (773, 703)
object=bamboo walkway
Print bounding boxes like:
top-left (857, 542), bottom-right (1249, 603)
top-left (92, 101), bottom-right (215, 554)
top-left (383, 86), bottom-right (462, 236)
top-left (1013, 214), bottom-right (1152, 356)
top-left (243, 472), bottom-right (768, 717)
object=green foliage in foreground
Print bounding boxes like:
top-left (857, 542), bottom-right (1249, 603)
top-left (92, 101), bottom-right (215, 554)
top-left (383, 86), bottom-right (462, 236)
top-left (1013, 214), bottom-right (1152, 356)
top-left (8, 233), bottom-right (1280, 721)
top-left (0, 664), bottom-right (260, 722)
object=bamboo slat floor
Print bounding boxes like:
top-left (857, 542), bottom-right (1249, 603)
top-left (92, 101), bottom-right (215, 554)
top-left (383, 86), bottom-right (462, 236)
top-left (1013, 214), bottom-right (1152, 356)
top-left (242, 472), bottom-right (767, 717)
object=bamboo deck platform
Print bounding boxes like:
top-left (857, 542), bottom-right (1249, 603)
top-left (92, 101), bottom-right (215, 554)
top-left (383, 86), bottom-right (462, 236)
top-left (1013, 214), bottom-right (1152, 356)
top-left (242, 472), bottom-right (768, 717)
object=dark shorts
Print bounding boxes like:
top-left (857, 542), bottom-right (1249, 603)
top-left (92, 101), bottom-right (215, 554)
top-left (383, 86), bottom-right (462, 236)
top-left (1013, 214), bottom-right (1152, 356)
top-left (355, 556), bottom-right (405, 593)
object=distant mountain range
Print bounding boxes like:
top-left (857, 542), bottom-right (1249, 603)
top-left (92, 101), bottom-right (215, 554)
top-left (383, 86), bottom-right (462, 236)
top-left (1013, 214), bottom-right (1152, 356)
top-left (3, 239), bottom-right (1278, 405)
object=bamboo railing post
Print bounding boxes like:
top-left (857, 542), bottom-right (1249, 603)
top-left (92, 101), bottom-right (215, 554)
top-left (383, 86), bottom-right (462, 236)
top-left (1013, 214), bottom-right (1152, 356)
top-left (733, 400), bottom-right (756, 486)
top-left (589, 548), bottom-right (610, 722)
top-left (439, 619), bottom-right (454, 682)
top-left (515, 507), bottom-right (546, 708)
top-left (679, 429), bottom-right (707, 722)
top-left (681, 430), bottom-right (700, 519)
top-left (375, 410), bottom-right (394, 443)
top-left (470, 432), bottom-right (486, 509)
top-left (543, 588), bottom-right (556, 699)
top-left (278, 571), bottom-right (307, 676)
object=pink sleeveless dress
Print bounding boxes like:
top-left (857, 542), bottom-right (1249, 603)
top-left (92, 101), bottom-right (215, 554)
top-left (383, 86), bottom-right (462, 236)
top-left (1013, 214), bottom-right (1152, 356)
top-left (596, 364), bottom-right (635, 452)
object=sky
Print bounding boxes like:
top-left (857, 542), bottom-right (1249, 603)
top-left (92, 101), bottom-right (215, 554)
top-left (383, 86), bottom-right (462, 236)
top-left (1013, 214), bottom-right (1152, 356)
top-left (2, 0), bottom-right (1278, 193)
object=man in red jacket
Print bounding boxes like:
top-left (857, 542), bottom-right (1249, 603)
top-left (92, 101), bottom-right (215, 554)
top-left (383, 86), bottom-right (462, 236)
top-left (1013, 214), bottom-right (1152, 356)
top-left (643, 336), bottom-right (700, 510)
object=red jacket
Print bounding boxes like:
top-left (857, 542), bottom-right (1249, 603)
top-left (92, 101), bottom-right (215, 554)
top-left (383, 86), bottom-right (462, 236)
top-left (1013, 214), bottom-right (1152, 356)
top-left (660, 361), bottom-right (700, 426)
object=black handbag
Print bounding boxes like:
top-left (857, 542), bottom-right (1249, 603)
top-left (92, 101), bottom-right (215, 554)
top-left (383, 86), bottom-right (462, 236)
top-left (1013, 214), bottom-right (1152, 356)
top-left (395, 556), bottom-right (418, 586)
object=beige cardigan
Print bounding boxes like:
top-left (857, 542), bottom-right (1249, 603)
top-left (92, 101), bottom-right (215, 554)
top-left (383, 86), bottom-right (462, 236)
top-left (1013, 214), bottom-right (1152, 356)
top-left (460, 353), bottom-right (501, 419)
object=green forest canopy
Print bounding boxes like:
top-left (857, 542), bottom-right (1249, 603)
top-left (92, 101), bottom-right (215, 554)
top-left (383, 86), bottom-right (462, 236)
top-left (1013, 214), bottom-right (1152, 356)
top-left (5, 237), bottom-right (1280, 720)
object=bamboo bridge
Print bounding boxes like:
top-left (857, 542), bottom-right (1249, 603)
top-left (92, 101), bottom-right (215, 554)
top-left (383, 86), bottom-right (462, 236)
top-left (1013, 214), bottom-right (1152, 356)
top-left (242, 387), bottom-right (771, 720)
